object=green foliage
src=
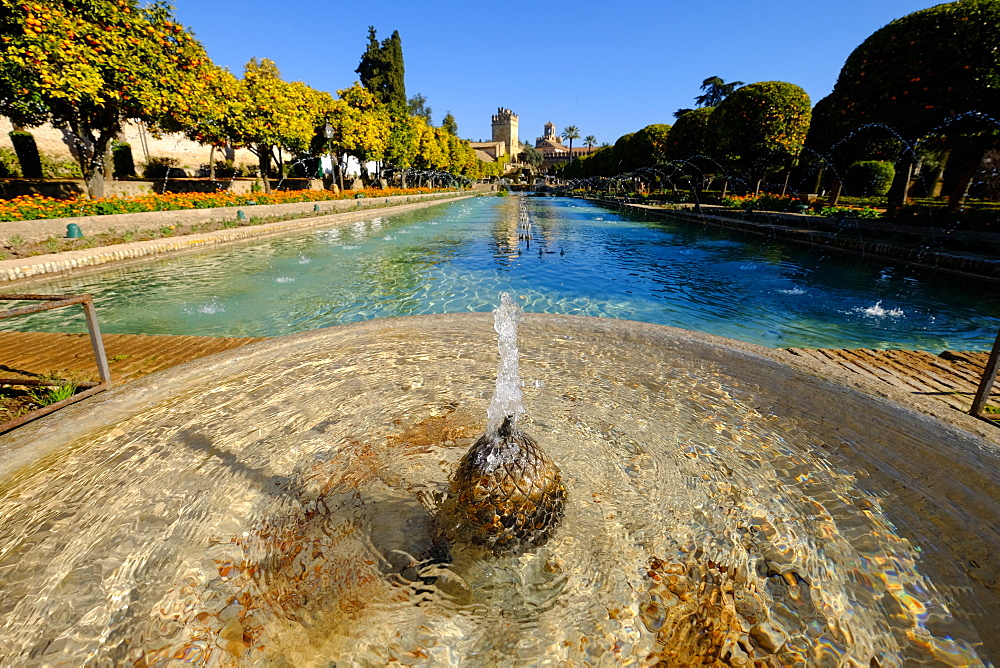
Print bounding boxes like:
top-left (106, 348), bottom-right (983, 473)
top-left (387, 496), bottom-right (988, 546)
top-left (442, 112), bottom-right (458, 136)
top-left (383, 104), bottom-right (419, 171)
top-left (844, 160), bottom-right (895, 196)
top-left (407, 93), bottom-right (431, 122)
top-left (820, 206), bottom-right (884, 219)
top-left (27, 381), bottom-right (77, 406)
top-left (226, 58), bottom-right (336, 189)
top-left (624, 124), bottom-right (671, 170)
top-left (39, 152), bottom-right (82, 178)
top-left (0, 0), bottom-right (216, 197)
top-left (722, 193), bottom-right (796, 212)
top-left (810, 0), bottom-right (1000, 209)
top-left (664, 107), bottom-right (715, 161)
top-left (142, 156), bottom-right (179, 179)
top-left (712, 81), bottom-right (812, 172)
top-left (329, 82), bottom-right (391, 166)
top-left (356, 27), bottom-right (406, 108)
top-left (0, 147), bottom-right (22, 177)
top-left (519, 143), bottom-right (543, 170)
top-left (9, 131), bottom-right (42, 178)
top-left (818, 0), bottom-right (1000, 142)
top-left (805, 96), bottom-right (903, 166)
top-left (695, 76), bottom-right (743, 108)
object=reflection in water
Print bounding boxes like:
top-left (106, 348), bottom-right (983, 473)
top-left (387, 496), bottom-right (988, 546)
top-left (0, 315), bottom-right (994, 665)
top-left (2, 196), bottom-right (999, 350)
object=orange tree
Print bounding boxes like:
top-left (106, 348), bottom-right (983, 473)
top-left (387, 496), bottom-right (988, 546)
top-left (810, 0), bottom-right (1000, 210)
top-left (711, 81), bottom-right (812, 189)
top-left (383, 105), bottom-right (419, 185)
top-left (0, 0), bottom-right (214, 197)
top-left (326, 82), bottom-right (390, 184)
top-left (664, 107), bottom-right (715, 162)
top-left (412, 116), bottom-right (446, 171)
top-left (176, 64), bottom-right (243, 180)
top-left (223, 58), bottom-right (336, 192)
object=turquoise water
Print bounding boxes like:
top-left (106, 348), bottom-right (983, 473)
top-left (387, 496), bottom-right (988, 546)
top-left (3, 196), bottom-right (998, 350)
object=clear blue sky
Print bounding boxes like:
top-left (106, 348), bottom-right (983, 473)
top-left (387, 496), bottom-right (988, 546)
top-left (171, 0), bottom-right (940, 146)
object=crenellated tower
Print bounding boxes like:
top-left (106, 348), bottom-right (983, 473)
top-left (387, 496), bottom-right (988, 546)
top-left (491, 108), bottom-right (520, 159)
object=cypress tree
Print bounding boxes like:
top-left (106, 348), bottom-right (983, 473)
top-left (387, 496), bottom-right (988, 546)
top-left (355, 27), bottom-right (406, 108)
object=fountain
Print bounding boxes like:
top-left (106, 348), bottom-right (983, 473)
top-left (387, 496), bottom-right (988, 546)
top-left (0, 304), bottom-right (998, 665)
top-left (432, 293), bottom-right (566, 557)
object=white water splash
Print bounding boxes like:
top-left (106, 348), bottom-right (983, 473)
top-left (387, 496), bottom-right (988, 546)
top-left (857, 300), bottom-right (904, 318)
top-left (187, 299), bottom-right (225, 315)
top-left (780, 287), bottom-right (806, 295)
top-left (486, 292), bottom-right (525, 436)
top-left (275, 277), bottom-right (296, 284)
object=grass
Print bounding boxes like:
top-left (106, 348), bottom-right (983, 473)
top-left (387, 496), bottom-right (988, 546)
top-left (0, 371), bottom-right (91, 423)
top-left (27, 382), bottom-right (77, 406)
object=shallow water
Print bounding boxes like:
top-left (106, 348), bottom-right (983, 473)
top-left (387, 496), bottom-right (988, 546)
top-left (3, 196), bottom-right (999, 350)
top-left (0, 315), bottom-right (994, 665)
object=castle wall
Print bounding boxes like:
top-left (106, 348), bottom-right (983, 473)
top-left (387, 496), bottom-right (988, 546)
top-left (491, 108), bottom-right (519, 159)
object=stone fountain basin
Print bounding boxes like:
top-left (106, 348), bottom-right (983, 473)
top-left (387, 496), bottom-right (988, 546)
top-left (0, 313), bottom-right (998, 664)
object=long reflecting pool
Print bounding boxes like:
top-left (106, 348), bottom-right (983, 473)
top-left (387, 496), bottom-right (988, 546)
top-left (3, 196), bottom-right (998, 350)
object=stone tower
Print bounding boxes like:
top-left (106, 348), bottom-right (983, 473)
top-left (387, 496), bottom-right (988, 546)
top-left (491, 108), bottom-right (520, 159)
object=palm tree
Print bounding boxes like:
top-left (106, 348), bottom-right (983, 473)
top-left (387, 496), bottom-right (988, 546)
top-left (583, 135), bottom-right (597, 154)
top-left (694, 76), bottom-right (743, 108)
top-left (561, 125), bottom-right (581, 162)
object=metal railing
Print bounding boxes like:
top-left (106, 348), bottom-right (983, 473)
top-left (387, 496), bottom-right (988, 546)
top-left (0, 294), bottom-right (112, 434)
top-left (970, 326), bottom-right (1000, 422)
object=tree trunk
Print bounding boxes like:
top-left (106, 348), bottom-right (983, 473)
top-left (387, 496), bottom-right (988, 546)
top-left (71, 125), bottom-right (115, 199)
top-left (209, 144), bottom-right (216, 181)
top-left (887, 154), bottom-right (916, 212)
top-left (257, 147), bottom-right (271, 193)
top-left (827, 179), bottom-right (842, 207)
top-left (947, 145), bottom-right (987, 213)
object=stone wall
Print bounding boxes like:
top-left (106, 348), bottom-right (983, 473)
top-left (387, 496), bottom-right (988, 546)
top-left (0, 118), bottom-right (258, 176)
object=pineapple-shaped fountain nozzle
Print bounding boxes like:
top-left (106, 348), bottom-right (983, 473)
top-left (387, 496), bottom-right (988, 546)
top-left (441, 413), bottom-right (566, 556)
top-left (437, 293), bottom-right (567, 557)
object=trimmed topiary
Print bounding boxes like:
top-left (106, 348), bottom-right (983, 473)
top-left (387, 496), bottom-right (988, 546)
top-left (712, 81), bottom-right (812, 172)
top-left (844, 160), bottom-right (896, 196)
top-left (9, 131), bottom-right (42, 178)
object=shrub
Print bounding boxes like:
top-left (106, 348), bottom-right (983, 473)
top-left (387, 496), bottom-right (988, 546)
top-left (820, 205), bottom-right (884, 219)
top-left (112, 142), bottom-right (137, 178)
top-left (39, 153), bottom-right (82, 179)
top-left (142, 156), bottom-right (180, 179)
top-left (0, 147), bottom-right (21, 177)
top-left (844, 161), bottom-right (894, 197)
top-left (722, 192), bottom-right (796, 212)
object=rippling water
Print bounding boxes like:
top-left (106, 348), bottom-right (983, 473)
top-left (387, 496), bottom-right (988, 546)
top-left (3, 196), bottom-right (999, 349)
top-left (0, 316), bottom-right (993, 665)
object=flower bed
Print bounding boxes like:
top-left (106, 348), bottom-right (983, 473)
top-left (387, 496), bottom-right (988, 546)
top-left (0, 187), bottom-right (457, 223)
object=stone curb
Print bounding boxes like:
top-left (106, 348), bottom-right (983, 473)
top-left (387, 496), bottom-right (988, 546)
top-left (0, 193), bottom-right (476, 285)
top-left (0, 191), bottom-right (464, 243)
